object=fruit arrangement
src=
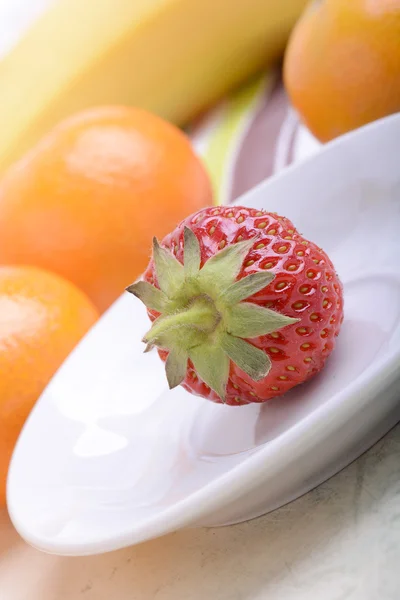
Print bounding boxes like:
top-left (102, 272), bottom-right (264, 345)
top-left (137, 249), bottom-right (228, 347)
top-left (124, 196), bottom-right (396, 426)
top-left (128, 206), bottom-right (344, 405)
top-left (2, 0), bottom-right (399, 505)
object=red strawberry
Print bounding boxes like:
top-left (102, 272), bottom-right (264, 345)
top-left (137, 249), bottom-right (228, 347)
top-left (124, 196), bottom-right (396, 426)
top-left (127, 205), bottom-right (344, 406)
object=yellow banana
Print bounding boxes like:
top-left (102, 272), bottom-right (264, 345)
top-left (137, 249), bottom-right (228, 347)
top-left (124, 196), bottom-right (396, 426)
top-left (0, 0), bottom-right (307, 171)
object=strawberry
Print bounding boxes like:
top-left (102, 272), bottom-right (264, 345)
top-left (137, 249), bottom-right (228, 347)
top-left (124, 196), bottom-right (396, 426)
top-left (127, 205), bottom-right (344, 406)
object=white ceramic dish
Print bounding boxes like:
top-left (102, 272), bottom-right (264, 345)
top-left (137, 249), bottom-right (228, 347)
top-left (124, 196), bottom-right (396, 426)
top-left (7, 113), bottom-right (400, 556)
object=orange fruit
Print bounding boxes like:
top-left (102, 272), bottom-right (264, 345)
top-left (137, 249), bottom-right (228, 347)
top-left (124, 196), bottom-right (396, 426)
top-left (0, 106), bottom-right (213, 313)
top-left (284, 0), bottom-right (400, 142)
top-left (0, 266), bottom-right (99, 506)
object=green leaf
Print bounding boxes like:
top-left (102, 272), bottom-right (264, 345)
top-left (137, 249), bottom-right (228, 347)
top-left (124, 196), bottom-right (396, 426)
top-left (184, 227), bottom-right (201, 279)
top-left (221, 333), bottom-right (271, 381)
top-left (226, 303), bottom-right (299, 338)
top-left (152, 237), bottom-right (184, 297)
top-left (221, 271), bottom-right (275, 305)
top-left (126, 280), bottom-right (167, 312)
top-left (199, 237), bottom-right (256, 291)
top-left (189, 343), bottom-right (230, 400)
top-left (165, 348), bottom-right (188, 389)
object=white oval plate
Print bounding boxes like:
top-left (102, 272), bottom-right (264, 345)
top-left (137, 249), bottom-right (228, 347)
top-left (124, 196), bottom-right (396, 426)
top-left (7, 113), bottom-right (400, 556)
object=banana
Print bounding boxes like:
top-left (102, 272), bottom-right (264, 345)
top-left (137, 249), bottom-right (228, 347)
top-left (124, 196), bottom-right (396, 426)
top-left (0, 0), bottom-right (307, 171)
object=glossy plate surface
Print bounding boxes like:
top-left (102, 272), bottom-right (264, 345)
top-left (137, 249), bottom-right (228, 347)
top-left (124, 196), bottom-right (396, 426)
top-left (7, 113), bottom-right (400, 556)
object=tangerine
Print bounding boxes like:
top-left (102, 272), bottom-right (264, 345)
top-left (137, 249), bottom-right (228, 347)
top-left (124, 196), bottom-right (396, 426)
top-left (0, 107), bottom-right (213, 312)
top-left (0, 266), bottom-right (99, 505)
top-left (284, 0), bottom-right (400, 141)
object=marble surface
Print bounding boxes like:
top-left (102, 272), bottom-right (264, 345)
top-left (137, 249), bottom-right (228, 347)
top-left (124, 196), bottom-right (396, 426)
top-left (1, 423), bottom-right (400, 599)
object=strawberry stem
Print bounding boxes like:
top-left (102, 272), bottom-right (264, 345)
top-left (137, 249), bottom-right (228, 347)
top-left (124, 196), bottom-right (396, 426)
top-left (143, 294), bottom-right (221, 350)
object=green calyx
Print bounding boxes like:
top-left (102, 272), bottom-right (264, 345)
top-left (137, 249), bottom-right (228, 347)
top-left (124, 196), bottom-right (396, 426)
top-left (127, 227), bottom-right (299, 401)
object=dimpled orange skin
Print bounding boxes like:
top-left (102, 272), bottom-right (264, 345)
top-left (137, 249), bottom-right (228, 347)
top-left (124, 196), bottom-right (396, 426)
top-left (0, 266), bottom-right (99, 506)
top-left (0, 106), bottom-right (213, 313)
top-left (284, 0), bottom-right (400, 142)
